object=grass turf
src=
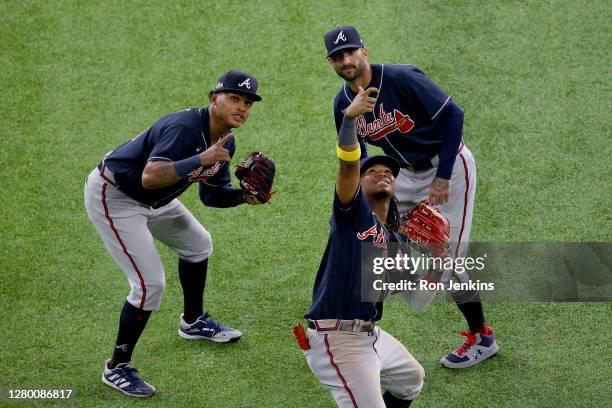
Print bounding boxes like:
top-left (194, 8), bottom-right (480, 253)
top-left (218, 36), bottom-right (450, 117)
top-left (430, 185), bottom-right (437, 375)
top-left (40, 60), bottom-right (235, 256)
top-left (1, 0), bottom-right (610, 406)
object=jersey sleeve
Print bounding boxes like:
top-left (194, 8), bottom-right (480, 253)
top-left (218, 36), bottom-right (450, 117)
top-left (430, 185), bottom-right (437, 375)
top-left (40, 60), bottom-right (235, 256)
top-left (397, 66), bottom-right (451, 121)
top-left (332, 186), bottom-right (367, 225)
top-left (148, 125), bottom-right (196, 162)
top-left (334, 102), bottom-right (344, 132)
top-left (199, 183), bottom-right (243, 208)
top-left (434, 100), bottom-right (464, 179)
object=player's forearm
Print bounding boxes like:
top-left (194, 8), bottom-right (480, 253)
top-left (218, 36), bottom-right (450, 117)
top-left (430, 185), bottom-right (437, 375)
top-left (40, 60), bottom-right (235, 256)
top-left (337, 157), bottom-right (360, 184)
top-left (335, 115), bottom-right (361, 204)
top-left (142, 152), bottom-right (208, 189)
top-left (199, 184), bottom-right (245, 208)
top-left (142, 161), bottom-right (182, 189)
top-left (434, 101), bottom-right (464, 179)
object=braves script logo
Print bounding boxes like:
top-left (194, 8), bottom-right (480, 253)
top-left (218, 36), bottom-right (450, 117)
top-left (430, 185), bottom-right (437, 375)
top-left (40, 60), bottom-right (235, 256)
top-left (238, 78), bottom-right (251, 89)
top-left (356, 104), bottom-right (414, 141)
top-left (333, 31), bottom-right (347, 44)
top-left (357, 224), bottom-right (388, 248)
top-left (189, 161), bottom-right (224, 182)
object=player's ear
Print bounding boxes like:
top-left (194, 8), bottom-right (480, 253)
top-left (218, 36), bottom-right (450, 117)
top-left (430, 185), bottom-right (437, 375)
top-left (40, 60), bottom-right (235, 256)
top-left (327, 56), bottom-right (334, 66)
top-left (362, 48), bottom-right (368, 59)
top-left (209, 92), bottom-right (218, 104)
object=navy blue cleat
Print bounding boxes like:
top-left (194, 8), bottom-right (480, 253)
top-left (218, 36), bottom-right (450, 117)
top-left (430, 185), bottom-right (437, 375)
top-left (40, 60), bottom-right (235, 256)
top-left (178, 312), bottom-right (242, 343)
top-left (441, 324), bottom-right (499, 368)
top-left (102, 360), bottom-right (156, 397)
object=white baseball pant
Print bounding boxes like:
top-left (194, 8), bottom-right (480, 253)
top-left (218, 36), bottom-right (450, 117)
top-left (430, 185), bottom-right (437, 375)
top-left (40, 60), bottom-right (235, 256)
top-left (84, 167), bottom-right (213, 311)
top-left (304, 327), bottom-right (424, 407)
top-left (395, 144), bottom-right (477, 284)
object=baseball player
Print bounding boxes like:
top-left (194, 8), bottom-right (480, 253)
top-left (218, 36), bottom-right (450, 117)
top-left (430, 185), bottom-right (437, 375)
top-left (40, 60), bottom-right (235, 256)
top-left (84, 70), bottom-right (267, 397)
top-left (297, 87), bottom-right (447, 408)
top-left (323, 26), bottom-right (499, 369)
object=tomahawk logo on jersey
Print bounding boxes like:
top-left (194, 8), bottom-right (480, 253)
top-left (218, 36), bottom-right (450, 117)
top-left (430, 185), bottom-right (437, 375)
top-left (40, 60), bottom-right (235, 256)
top-left (188, 161), bottom-right (225, 182)
top-left (356, 104), bottom-right (415, 141)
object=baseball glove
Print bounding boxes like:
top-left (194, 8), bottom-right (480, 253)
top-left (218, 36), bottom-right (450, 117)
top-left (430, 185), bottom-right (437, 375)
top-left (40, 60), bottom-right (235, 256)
top-left (399, 200), bottom-right (451, 258)
top-left (235, 151), bottom-right (275, 204)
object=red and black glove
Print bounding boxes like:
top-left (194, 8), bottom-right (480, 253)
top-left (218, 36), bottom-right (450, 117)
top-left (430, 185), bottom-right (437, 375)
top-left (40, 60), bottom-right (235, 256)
top-left (399, 200), bottom-right (451, 258)
top-left (235, 151), bottom-right (275, 204)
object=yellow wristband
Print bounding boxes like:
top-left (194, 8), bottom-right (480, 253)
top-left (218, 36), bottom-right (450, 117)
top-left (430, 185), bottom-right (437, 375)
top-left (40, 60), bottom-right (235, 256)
top-left (336, 144), bottom-right (361, 162)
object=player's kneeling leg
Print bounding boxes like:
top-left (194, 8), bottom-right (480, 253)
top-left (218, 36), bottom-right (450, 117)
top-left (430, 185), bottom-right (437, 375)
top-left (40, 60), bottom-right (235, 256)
top-left (377, 328), bottom-right (425, 403)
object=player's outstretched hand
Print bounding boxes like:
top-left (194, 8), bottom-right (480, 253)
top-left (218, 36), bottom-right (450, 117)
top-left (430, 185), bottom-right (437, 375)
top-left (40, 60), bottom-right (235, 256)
top-left (345, 86), bottom-right (378, 118)
top-left (428, 177), bottom-right (451, 205)
top-left (199, 132), bottom-right (234, 166)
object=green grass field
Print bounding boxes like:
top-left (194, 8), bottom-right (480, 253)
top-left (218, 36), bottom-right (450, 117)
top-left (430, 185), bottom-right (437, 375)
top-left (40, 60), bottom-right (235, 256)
top-left (1, 0), bottom-right (610, 406)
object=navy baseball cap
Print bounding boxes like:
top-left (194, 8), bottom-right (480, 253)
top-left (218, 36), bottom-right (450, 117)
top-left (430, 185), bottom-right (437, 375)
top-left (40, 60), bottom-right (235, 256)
top-left (360, 155), bottom-right (400, 178)
top-left (324, 26), bottom-right (364, 57)
top-left (211, 70), bottom-right (262, 101)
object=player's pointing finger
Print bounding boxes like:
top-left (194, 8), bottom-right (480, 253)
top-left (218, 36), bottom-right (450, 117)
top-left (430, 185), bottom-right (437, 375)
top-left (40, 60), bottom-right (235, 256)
top-left (217, 132), bottom-right (234, 145)
top-left (364, 87), bottom-right (379, 95)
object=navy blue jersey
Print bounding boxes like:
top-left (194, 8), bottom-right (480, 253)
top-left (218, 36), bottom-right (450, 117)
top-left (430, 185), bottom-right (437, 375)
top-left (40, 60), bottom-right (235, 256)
top-left (306, 188), bottom-right (403, 321)
top-left (103, 108), bottom-right (241, 208)
top-left (333, 64), bottom-right (462, 178)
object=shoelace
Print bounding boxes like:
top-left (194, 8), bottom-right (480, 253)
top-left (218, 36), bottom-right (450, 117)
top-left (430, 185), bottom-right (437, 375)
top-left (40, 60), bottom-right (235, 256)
top-left (118, 364), bottom-right (143, 384)
top-left (454, 331), bottom-right (477, 356)
top-left (194, 313), bottom-right (223, 333)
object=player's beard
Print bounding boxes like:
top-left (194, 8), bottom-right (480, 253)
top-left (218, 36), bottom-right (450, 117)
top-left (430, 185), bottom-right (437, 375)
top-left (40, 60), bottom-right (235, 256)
top-left (365, 182), bottom-right (395, 202)
top-left (338, 62), bottom-right (365, 81)
top-left (371, 190), bottom-right (393, 200)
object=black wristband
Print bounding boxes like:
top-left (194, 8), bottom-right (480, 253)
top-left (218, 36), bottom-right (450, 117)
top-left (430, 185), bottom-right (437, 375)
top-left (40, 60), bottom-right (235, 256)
top-left (174, 155), bottom-right (201, 178)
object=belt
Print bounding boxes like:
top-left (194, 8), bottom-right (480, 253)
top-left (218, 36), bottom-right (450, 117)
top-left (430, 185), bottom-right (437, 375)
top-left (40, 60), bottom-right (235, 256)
top-left (307, 319), bottom-right (375, 333)
top-left (403, 159), bottom-right (433, 173)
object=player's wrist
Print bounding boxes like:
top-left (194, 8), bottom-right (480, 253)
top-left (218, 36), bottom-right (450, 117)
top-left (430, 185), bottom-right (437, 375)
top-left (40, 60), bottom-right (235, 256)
top-left (434, 171), bottom-right (452, 181)
top-left (238, 190), bottom-right (247, 204)
top-left (344, 109), bottom-right (357, 119)
top-left (174, 154), bottom-right (202, 178)
top-left (431, 177), bottom-right (451, 191)
top-left (336, 144), bottom-right (361, 161)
